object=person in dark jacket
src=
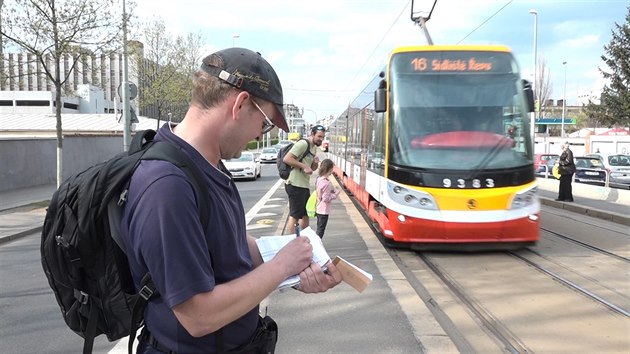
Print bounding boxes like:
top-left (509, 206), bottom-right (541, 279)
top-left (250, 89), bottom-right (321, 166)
top-left (556, 141), bottom-right (576, 202)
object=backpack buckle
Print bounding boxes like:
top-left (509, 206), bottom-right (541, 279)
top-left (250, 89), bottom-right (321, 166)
top-left (74, 289), bottom-right (89, 304)
top-left (139, 285), bottom-right (155, 301)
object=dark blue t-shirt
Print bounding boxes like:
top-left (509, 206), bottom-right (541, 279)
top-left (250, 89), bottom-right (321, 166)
top-left (121, 123), bottom-right (257, 353)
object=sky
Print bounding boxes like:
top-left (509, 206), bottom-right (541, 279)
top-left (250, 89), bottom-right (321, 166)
top-left (131, 0), bottom-right (628, 124)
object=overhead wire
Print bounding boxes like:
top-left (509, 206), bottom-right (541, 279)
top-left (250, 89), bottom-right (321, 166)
top-left (343, 0), bottom-right (411, 93)
top-left (457, 0), bottom-right (514, 44)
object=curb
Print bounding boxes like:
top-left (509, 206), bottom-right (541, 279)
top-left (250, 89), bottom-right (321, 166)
top-left (539, 197), bottom-right (630, 226)
top-left (0, 226), bottom-right (42, 245)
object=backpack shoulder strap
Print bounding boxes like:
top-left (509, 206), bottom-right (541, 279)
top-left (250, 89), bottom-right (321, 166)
top-left (297, 138), bottom-right (312, 162)
top-left (125, 141), bottom-right (212, 354)
top-left (141, 142), bottom-right (209, 231)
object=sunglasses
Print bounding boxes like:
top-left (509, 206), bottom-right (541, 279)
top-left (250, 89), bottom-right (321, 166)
top-left (312, 125), bottom-right (326, 132)
top-left (250, 98), bottom-right (275, 134)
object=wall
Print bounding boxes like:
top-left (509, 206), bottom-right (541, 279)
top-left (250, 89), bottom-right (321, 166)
top-left (0, 136), bottom-right (123, 192)
top-left (535, 135), bottom-right (630, 156)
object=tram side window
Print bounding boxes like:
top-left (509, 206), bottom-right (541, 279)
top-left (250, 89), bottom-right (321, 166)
top-left (367, 110), bottom-right (386, 174)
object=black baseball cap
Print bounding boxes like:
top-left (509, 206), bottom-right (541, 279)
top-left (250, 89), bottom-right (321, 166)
top-left (200, 48), bottom-right (288, 132)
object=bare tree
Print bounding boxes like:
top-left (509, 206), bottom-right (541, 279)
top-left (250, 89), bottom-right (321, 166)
top-left (1, 0), bottom-right (124, 187)
top-left (536, 58), bottom-right (553, 118)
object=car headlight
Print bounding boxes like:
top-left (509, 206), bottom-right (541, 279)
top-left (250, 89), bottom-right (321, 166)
top-left (510, 186), bottom-right (538, 209)
top-left (386, 181), bottom-right (437, 210)
top-left (244, 167), bottom-right (254, 172)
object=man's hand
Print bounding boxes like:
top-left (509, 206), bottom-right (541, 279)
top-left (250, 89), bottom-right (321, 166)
top-left (296, 262), bottom-right (342, 293)
top-left (272, 236), bottom-right (313, 279)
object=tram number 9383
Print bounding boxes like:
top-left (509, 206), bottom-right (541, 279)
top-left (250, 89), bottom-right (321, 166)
top-left (443, 178), bottom-right (495, 189)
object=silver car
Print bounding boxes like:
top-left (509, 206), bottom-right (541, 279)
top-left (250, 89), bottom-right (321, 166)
top-left (259, 148), bottom-right (279, 163)
top-left (585, 153), bottom-right (630, 188)
top-left (222, 152), bottom-right (262, 181)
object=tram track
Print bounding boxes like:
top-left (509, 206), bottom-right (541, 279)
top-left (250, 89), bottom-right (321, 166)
top-left (508, 250), bottom-right (630, 318)
top-left (399, 247), bottom-right (630, 353)
top-left (417, 252), bottom-right (532, 354)
top-left (540, 226), bottom-right (630, 262)
top-left (338, 174), bottom-right (629, 352)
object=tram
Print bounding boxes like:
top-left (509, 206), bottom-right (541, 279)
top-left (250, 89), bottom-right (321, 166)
top-left (328, 45), bottom-right (540, 250)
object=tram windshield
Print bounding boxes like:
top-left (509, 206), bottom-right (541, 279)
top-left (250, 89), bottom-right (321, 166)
top-left (388, 51), bottom-right (533, 171)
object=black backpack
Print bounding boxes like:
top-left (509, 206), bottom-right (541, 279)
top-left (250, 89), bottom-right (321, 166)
top-left (40, 129), bottom-right (209, 354)
top-left (276, 139), bottom-right (312, 179)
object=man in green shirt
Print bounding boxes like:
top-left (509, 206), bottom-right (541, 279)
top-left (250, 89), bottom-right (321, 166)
top-left (283, 125), bottom-right (326, 234)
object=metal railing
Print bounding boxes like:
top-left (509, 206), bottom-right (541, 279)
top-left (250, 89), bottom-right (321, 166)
top-left (537, 164), bottom-right (610, 188)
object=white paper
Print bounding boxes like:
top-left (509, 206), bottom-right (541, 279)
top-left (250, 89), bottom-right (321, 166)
top-left (255, 226), bottom-right (330, 290)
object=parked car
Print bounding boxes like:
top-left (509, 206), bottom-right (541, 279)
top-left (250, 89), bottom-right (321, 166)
top-left (536, 156), bottom-right (559, 178)
top-left (259, 147), bottom-right (279, 163)
top-left (574, 156), bottom-right (607, 185)
top-left (585, 153), bottom-right (630, 188)
top-left (222, 151), bottom-right (261, 181)
top-left (534, 153), bottom-right (559, 173)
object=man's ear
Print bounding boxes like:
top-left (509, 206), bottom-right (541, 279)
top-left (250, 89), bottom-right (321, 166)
top-left (231, 91), bottom-right (250, 121)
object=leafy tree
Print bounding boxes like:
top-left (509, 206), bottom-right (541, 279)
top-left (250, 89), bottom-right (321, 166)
top-left (1, 0), bottom-right (124, 187)
top-left (131, 18), bottom-right (203, 125)
top-left (584, 6), bottom-right (630, 127)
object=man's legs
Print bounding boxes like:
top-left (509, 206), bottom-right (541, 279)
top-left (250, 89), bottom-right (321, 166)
top-left (285, 184), bottom-right (310, 234)
top-left (299, 215), bottom-right (309, 230)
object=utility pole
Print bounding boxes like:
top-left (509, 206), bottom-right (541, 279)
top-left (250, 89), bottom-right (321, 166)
top-left (561, 61), bottom-right (567, 138)
top-left (122, 0), bottom-right (131, 151)
top-left (529, 9), bottom-right (538, 152)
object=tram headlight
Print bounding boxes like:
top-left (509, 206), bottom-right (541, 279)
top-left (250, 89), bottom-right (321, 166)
top-left (387, 181), bottom-right (437, 210)
top-left (510, 186), bottom-right (538, 209)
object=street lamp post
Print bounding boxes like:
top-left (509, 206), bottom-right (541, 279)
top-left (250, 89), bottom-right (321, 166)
top-left (122, 0), bottom-right (131, 151)
top-left (232, 34), bottom-right (240, 47)
top-left (529, 9), bottom-right (538, 152)
top-left (562, 61), bottom-right (567, 138)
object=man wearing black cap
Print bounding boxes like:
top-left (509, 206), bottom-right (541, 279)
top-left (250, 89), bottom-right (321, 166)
top-left (283, 124), bottom-right (326, 234)
top-left (120, 48), bottom-right (342, 354)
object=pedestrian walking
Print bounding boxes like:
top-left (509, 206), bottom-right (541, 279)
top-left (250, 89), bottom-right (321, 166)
top-left (283, 125), bottom-right (326, 234)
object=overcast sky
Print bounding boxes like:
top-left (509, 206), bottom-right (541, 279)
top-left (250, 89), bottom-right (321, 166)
top-left (132, 0), bottom-right (628, 123)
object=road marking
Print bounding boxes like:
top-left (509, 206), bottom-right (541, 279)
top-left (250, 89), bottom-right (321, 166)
top-left (249, 212), bottom-right (277, 218)
top-left (245, 179), bottom-right (285, 225)
top-left (246, 224), bottom-right (273, 231)
top-left (260, 204), bottom-right (283, 208)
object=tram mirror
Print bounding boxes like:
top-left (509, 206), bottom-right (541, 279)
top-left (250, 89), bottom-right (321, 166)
top-left (522, 79), bottom-right (535, 113)
top-left (375, 88), bottom-right (386, 113)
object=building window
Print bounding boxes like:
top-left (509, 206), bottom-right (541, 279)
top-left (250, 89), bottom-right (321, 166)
top-left (63, 102), bottom-right (79, 110)
top-left (16, 100), bottom-right (50, 106)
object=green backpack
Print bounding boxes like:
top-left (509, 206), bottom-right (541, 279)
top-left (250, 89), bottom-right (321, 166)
top-left (306, 190), bottom-right (318, 218)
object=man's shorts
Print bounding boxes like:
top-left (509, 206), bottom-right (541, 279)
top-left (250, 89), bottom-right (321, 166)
top-left (285, 184), bottom-right (310, 219)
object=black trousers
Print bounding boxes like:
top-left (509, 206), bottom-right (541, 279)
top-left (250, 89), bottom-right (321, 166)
top-left (558, 174), bottom-right (574, 201)
top-left (316, 214), bottom-right (329, 238)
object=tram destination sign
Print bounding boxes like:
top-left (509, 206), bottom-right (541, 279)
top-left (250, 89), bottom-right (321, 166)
top-left (394, 51), bottom-right (514, 74)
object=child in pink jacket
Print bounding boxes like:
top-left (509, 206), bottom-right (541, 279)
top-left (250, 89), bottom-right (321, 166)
top-left (315, 159), bottom-right (341, 238)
